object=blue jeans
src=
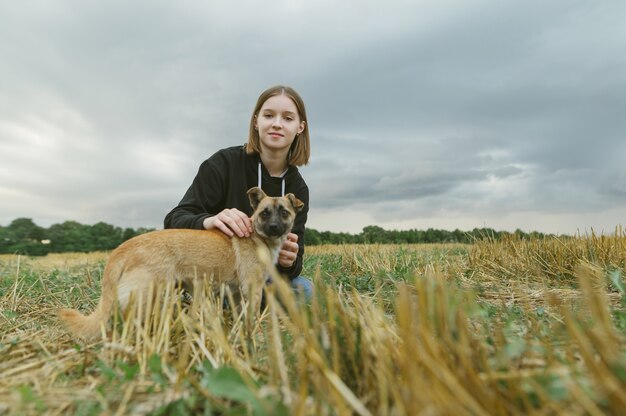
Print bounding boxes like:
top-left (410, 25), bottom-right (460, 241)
top-left (261, 276), bottom-right (313, 308)
top-left (289, 276), bottom-right (314, 301)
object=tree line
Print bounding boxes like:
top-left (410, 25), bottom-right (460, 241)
top-left (304, 225), bottom-right (553, 245)
top-left (0, 218), bottom-right (555, 256)
top-left (0, 218), bottom-right (154, 256)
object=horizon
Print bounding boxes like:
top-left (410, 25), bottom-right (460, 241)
top-left (4, 215), bottom-right (618, 238)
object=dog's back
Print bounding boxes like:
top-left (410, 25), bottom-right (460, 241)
top-left (59, 229), bottom-right (240, 339)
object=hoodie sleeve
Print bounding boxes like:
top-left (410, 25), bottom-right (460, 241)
top-left (164, 154), bottom-right (227, 230)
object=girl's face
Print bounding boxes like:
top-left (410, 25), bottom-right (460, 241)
top-left (255, 94), bottom-right (305, 155)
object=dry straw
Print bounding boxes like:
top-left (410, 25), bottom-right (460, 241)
top-left (1, 228), bottom-right (625, 414)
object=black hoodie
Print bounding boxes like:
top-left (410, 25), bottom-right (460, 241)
top-left (164, 145), bottom-right (309, 279)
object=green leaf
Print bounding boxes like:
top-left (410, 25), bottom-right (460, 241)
top-left (504, 338), bottom-right (526, 360)
top-left (4, 310), bottom-right (18, 319)
top-left (201, 366), bottom-right (258, 402)
top-left (18, 385), bottom-right (35, 402)
top-left (543, 375), bottom-right (568, 401)
top-left (17, 385), bottom-right (46, 412)
top-left (95, 360), bottom-right (117, 381)
top-left (611, 362), bottom-right (626, 382)
top-left (148, 354), bottom-right (168, 386)
top-left (608, 270), bottom-right (625, 295)
top-left (74, 400), bottom-right (103, 416)
top-left (200, 364), bottom-right (272, 415)
top-left (148, 353), bottom-right (163, 373)
top-left (116, 360), bottom-right (140, 381)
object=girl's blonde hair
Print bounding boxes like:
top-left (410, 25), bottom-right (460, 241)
top-left (245, 85), bottom-right (310, 166)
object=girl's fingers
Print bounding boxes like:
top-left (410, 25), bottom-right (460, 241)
top-left (217, 209), bottom-right (251, 237)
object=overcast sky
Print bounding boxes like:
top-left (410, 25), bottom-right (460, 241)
top-left (1, 1), bottom-right (625, 235)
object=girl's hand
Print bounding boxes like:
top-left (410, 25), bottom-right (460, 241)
top-left (278, 233), bottom-right (299, 268)
top-left (203, 208), bottom-right (252, 238)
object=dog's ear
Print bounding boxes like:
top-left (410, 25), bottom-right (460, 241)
top-left (247, 187), bottom-right (267, 211)
top-left (285, 193), bottom-right (304, 213)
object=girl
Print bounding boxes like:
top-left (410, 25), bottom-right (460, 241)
top-left (164, 85), bottom-right (312, 299)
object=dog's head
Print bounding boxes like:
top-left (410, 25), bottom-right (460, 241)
top-left (247, 187), bottom-right (304, 239)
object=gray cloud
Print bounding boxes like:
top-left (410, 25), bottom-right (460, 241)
top-left (1, 1), bottom-right (625, 234)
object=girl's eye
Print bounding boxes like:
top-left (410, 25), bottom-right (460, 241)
top-left (263, 114), bottom-right (273, 119)
top-left (284, 117), bottom-right (293, 122)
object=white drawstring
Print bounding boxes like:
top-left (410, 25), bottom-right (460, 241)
top-left (258, 162), bottom-right (286, 196)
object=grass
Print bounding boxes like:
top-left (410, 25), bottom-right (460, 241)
top-left (1, 229), bottom-right (625, 414)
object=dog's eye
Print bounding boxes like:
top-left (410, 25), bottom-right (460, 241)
top-left (261, 209), bottom-right (271, 218)
top-left (279, 207), bottom-right (290, 218)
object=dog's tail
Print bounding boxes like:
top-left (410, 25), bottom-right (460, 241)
top-left (58, 258), bottom-right (124, 340)
top-left (58, 306), bottom-right (104, 340)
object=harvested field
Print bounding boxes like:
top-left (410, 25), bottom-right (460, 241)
top-left (1, 229), bottom-right (625, 414)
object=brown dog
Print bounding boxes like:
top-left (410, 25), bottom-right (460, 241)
top-left (59, 187), bottom-right (304, 339)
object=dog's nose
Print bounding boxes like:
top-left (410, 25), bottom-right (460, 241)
top-left (267, 223), bottom-right (282, 236)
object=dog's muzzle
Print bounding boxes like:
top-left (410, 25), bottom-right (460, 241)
top-left (265, 222), bottom-right (287, 237)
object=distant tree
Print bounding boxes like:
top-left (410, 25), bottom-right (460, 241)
top-left (304, 228), bottom-right (322, 245)
top-left (135, 227), bottom-right (155, 235)
top-left (2, 218), bottom-right (48, 255)
top-left (451, 229), bottom-right (467, 243)
top-left (90, 222), bottom-right (123, 251)
top-left (122, 227), bottom-right (138, 242)
top-left (7, 218), bottom-right (46, 241)
top-left (0, 226), bottom-right (13, 252)
top-left (48, 221), bottom-right (92, 253)
top-left (334, 232), bottom-right (357, 244)
top-left (0, 217), bottom-right (559, 254)
top-left (362, 225), bottom-right (385, 244)
top-left (425, 229), bottom-right (437, 243)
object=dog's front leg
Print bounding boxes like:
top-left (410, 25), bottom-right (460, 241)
top-left (237, 264), bottom-right (265, 350)
top-left (239, 264), bottom-right (265, 317)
